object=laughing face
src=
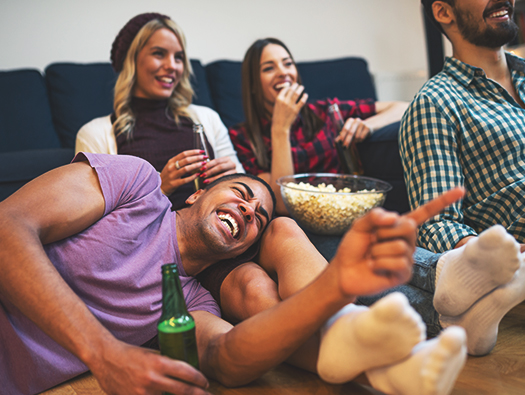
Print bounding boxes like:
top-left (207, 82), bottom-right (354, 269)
top-left (185, 177), bottom-right (274, 259)
top-left (133, 28), bottom-right (185, 100)
top-left (453, 0), bottom-right (518, 48)
top-left (259, 43), bottom-right (298, 112)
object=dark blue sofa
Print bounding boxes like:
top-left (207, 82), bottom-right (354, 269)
top-left (0, 58), bottom-right (408, 214)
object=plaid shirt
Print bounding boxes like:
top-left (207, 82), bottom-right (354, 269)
top-left (229, 98), bottom-right (375, 176)
top-left (400, 53), bottom-right (525, 252)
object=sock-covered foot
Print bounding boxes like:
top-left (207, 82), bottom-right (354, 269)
top-left (440, 259), bottom-right (525, 356)
top-left (434, 225), bottom-right (521, 316)
top-left (317, 292), bottom-right (426, 384)
top-left (366, 326), bottom-right (467, 395)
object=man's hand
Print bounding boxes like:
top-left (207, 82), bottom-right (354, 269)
top-left (89, 341), bottom-right (211, 395)
top-left (331, 187), bottom-right (465, 298)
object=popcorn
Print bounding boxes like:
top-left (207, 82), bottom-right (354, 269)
top-left (281, 181), bottom-right (385, 235)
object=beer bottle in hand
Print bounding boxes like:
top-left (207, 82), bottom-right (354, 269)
top-left (193, 124), bottom-right (210, 191)
top-left (328, 102), bottom-right (364, 175)
top-left (158, 263), bottom-right (199, 369)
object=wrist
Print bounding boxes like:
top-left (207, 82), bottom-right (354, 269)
top-left (271, 124), bottom-right (291, 138)
top-left (80, 328), bottom-right (120, 371)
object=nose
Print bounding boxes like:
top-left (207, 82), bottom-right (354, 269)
top-left (239, 202), bottom-right (255, 222)
top-left (276, 62), bottom-right (287, 76)
top-left (164, 56), bottom-right (177, 71)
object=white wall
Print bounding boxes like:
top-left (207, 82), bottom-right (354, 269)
top-left (0, 0), bottom-right (430, 101)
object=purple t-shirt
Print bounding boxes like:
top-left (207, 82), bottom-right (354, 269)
top-left (0, 152), bottom-right (219, 395)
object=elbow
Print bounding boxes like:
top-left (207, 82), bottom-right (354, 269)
top-left (213, 366), bottom-right (263, 388)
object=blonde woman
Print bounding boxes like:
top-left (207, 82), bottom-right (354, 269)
top-left (76, 13), bottom-right (243, 211)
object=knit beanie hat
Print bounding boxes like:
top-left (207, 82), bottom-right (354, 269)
top-left (110, 12), bottom-right (170, 72)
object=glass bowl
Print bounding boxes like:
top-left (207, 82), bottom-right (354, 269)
top-left (277, 173), bottom-right (392, 236)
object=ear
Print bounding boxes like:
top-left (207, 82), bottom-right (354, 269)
top-left (433, 1), bottom-right (455, 26)
top-left (186, 188), bottom-right (205, 205)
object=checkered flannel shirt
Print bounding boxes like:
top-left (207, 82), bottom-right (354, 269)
top-left (229, 98), bottom-right (375, 176)
top-left (400, 53), bottom-right (525, 252)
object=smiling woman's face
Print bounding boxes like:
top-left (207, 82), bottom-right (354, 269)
top-left (133, 28), bottom-right (185, 100)
top-left (259, 43), bottom-right (298, 111)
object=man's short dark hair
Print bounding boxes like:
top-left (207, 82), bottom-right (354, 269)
top-left (204, 173), bottom-right (277, 221)
top-left (422, 0), bottom-right (455, 35)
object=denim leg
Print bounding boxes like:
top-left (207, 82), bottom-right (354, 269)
top-left (355, 247), bottom-right (443, 338)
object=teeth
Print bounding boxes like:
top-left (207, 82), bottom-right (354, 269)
top-left (275, 82), bottom-right (291, 89)
top-left (218, 213), bottom-right (239, 238)
top-left (159, 77), bottom-right (174, 83)
top-left (490, 10), bottom-right (508, 17)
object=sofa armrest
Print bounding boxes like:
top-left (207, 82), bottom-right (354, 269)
top-left (357, 121), bottom-right (409, 213)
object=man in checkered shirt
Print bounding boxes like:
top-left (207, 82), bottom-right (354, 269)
top-left (401, 0), bottom-right (525, 252)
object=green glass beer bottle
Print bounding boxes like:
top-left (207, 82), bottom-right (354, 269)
top-left (158, 263), bottom-right (199, 369)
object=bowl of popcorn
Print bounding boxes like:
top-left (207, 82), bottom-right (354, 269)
top-left (277, 173), bottom-right (392, 236)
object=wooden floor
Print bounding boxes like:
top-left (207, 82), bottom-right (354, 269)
top-left (42, 302), bottom-right (525, 395)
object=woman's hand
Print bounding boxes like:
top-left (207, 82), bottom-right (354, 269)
top-left (335, 117), bottom-right (373, 146)
top-left (200, 157), bottom-right (239, 185)
top-left (160, 149), bottom-right (208, 196)
top-left (271, 83), bottom-right (308, 136)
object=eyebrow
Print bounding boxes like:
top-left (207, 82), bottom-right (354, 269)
top-left (260, 56), bottom-right (292, 67)
top-left (234, 181), bottom-right (271, 225)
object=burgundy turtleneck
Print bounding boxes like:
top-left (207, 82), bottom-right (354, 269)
top-left (115, 97), bottom-right (214, 210)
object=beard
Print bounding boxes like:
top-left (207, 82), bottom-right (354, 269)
top-left (455, 2), bottom-right (519, 48)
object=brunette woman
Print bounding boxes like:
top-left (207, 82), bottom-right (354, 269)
top-left (230, 38), bottom-right (409, 214)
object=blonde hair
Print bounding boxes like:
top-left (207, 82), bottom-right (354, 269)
top-left (113, 18), bottom-right (194, 138)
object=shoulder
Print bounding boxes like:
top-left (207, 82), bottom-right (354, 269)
top-left (74, 152), bottom-right (156, 175)
top-left (188, 104), bottom-right (221, 120)
top-left (73, 153), bottom-right (162, 213)
top-left (78, 115), bottom-right (112, 133)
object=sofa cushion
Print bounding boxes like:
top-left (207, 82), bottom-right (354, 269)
top-left (45, 61), bottom-right (215, 148)
top-left (205, 60), bottom-right (243, 128)
top-left (205, 57), bottom-right (378, 129)
top-left (190, 59), bottom-right (214, 109)
top-left (0, 69), bottom-right (60, 153)
top-left (0, 148), bottom-right (75, 201)
top-left (45, 63), bottom-right (117, 148)
top-left (297, 57), bottom-right (377, 102)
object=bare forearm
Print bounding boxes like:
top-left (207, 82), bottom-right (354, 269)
top-left (366, 101), bottom-right (409, 131)
top-left (0, 218), bottom-right (116, 368)
top-left (270, 126), bottom-right (294, 215)
top-left (0, 162), bottom-right (117, 370)
top-left (197, 266), bottom-right (351, 387)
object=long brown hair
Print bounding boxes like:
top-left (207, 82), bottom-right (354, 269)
top-left (113, 18), bottom-right (194, 138)
top-left (241, 38), bottom-right (323, 170)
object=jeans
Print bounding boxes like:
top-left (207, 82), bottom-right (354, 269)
top-left (355, 247), bottom-right (443, 338)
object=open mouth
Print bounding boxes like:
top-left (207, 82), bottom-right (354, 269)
top-left (485, 3), bottom-right (512, 19)
top-left (487, 8), bottom-right (509, 18)
top-left (275, 81), bottom-right (291, 90)
top-left (218, 212), bottom-right (240, 238)
top-left (157, 76), bottom-right (175, 85)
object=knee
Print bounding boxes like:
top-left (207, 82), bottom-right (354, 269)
top-left (220, 263), bottom-right (280, 321)
top-left (237, 264), bottom-right (279, 304)
top-left (264, 217), bottom-right (307, 244)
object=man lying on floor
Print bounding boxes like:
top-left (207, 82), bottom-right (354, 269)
top-left (1, 153), bottom-right (523, 395)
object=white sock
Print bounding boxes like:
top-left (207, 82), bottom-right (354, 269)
top-left (317, 292), bottom-right (426, 384)
top-left (366, 326), bottom-right (467, 395)
top-left (440, 259), bottom-right (525, 356)
top-left (434, 225), bottom-right (521, 316)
